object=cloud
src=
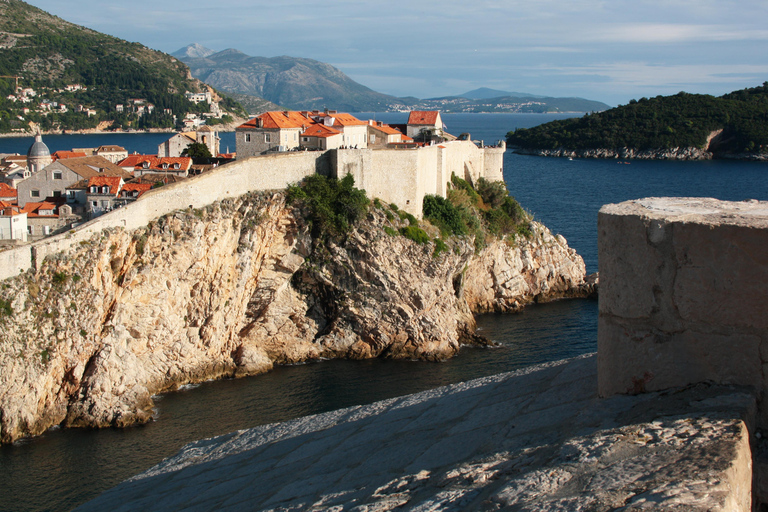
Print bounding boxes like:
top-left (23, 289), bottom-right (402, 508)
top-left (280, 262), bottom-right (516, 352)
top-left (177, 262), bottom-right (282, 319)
top-left (593, 24), bottom-right (768, 44)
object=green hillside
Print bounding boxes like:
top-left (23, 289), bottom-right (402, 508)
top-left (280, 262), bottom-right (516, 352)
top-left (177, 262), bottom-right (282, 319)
top-left (506, 83), bottom-right (768, 156)
top-left (0, 0), bottom-right (245, 133)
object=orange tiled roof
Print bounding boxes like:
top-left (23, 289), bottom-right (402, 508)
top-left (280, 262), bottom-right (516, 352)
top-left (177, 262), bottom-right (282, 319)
top-left (238, 111), bottom-right (313, 130)
top-left (118, 156), bottom-right (192, 171)
top-left (87, 176), bottom-right (122, 195)
top-left (21, 201), bottom-right (58, 217)
top-left (120, 183), bottom-right (152, 198)
top-left (369, 123), bottom-right (403, 136)
top-left (311, 112), bottom-right (367, 127)
top-left (0, 200), bottom-right (21, 216)
top-left (0, 183), bottom-right (17, 198)
top-left (52, 151), bottom-right (88, 161)
top-left (302, 124), bottom-right (342, 138)
top-left (407, 111), bottom-right (440, 125)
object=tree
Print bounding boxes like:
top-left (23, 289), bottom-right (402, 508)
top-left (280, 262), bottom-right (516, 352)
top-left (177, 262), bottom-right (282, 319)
top-left (181, 142), bottom-right (212, 159)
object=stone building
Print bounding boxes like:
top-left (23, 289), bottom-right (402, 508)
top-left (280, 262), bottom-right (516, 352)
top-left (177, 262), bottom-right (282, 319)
top-left (26, 133), bottom-right (53, 174)
top-left (158, 128), bottom-right (220, 158)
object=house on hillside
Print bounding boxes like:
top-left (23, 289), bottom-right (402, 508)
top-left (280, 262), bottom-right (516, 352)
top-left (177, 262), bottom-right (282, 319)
top-left (85, 176), bottom-right (124, 218)
top-left (21, 200), bottom-right (78, 240)
top-left (17, 156), bottom-right (132, 207)
top-left (158, 127), bottom-right (220, 158)
top-left (406, 111), bottom-right (445, 140)
top-left (0, 202), bottom-right (27, 242)
top-left (305, 111), bottom-right (369, 149)
top-left (236, 111), bottom-right (312, 158)
top-left (366, 121), bottom-right (410, 148)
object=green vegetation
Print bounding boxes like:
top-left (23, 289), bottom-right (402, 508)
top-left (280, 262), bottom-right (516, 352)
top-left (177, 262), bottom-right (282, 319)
top-left (0, 0), bottom-right (245, 133)
top-left (507, 83), bottom-right (768, 155)
top-left (432, 238), bottom-right (448, 258)
top-left (287, 174), bottom-right (369, 242)
top-left (0, 298), bottom-right (12, 316)
top-left (182, 142), bottom-right (212, 159)
top-left (399, 225), bottom-right (430, 244)
top-left (423, 174), bottom-right (532, 251)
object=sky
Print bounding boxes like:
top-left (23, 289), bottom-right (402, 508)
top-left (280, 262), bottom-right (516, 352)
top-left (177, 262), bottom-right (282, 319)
top-left (29, 0), bottom-right (768, 106)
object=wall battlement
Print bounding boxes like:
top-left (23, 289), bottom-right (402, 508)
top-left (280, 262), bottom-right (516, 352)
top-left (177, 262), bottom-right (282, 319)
top-left (0, 141), bottom-right (504, 281)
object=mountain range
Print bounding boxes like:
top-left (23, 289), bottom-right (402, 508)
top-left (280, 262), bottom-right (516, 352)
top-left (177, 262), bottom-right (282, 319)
top-left (174, 44), bottom-right (610, 114)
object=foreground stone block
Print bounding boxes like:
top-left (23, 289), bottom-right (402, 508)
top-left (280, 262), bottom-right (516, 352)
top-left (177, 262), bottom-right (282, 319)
top-left (77, 355), bottom-right (755, 511)
top-left (598, 198), bottom-right (768, 410)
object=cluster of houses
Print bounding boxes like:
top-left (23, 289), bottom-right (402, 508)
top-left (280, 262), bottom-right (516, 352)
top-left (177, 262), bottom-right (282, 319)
top-left (0, 110), bottom-right (451, 245)
top-left (5, 84), bottom-right (100, 123)
top-left (235, 110), bottom-right (447, 157)
top-left (0, 126), bottom-right (236, 243)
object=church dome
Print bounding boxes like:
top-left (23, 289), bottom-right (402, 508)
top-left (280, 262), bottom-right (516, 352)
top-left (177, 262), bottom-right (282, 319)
top-left (27, 134), bottom-right (50, 159)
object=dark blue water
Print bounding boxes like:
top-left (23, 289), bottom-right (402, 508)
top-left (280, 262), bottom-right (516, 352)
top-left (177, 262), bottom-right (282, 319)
top-left (1, 113), bottom-right (766, 512)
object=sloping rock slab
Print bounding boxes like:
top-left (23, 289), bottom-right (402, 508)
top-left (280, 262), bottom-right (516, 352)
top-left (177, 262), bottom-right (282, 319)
top-left (77, 354), bottom-right (755, 511)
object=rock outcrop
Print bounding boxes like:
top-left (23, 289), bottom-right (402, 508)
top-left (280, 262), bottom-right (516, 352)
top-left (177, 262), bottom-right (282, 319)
top-left (0, 191), bottom-right (587, 443)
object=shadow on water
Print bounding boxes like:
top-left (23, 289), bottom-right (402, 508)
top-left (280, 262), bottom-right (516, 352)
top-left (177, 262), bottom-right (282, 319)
top-left (0, 299), bottom-right (597, 512)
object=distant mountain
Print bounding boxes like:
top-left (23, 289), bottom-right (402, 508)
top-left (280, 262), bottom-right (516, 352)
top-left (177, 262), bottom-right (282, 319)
top-left (0, 1), bottom-right (246, 133)
top-left (172, 43), bottom-right (216, 60)
top-left (175, 45), bottom-right (406, 112)
top-left (412, 95), bottom-right (610, 114)
top-left (459, 88), bottom-right (545, 100)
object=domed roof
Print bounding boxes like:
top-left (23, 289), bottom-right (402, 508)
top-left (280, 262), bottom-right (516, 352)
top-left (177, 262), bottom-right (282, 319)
top-left (27, 133), bottom-right (50, 159)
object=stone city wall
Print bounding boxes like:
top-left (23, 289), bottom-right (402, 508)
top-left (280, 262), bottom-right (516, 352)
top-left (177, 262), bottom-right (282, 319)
top-left (0, 152), bottom-right (328, 281)
top-left (598, 197), bottom-right (768, 419)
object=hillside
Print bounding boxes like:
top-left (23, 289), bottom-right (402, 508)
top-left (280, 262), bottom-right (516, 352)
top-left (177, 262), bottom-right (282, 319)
top-left (413, 94), bottom-right (610, 114)
top-left (506, 83), bottom-right (768, 158)
top-left (174, 46), bottom-right (406, 112)
top-left (0, 0), bottom-right (246, 134)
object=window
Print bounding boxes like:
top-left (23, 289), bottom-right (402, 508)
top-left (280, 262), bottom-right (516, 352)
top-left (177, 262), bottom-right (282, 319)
top-left (27, 226), bottom-right (32, 235)
top-left (43, 226), bottom-right (50, 235)
top-left (30, 189), bottom-right (40, 198)
top-left (52, 171), bottom-right (62, 180)
top-left (370, 135), bottom-right (375, 143)
top-left (101, 186), bottom-right (109, 194)
top-left (245, 133), bottom-right (251, 142)
top-left (52, 191), bottom-right (62, 198)
top-left (90, 186), bottom-right (97, 193)
top-left (264, 134), bottom-right (271, 143)
top-left (91, 201), bottom-right (98, 208)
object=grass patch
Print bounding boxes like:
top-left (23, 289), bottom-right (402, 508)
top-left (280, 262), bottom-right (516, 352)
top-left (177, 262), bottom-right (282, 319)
top-left (400, 225), bottom-right (430, 244)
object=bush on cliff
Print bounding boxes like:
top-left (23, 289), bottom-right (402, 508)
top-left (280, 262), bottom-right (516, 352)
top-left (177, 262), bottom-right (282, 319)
top-left (287, 174), bottom-right (369, 242)
top-left (423, 174), bottom-right (531, 248)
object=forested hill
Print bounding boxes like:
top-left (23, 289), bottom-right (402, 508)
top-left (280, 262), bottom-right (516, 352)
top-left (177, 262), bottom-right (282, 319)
top-left (506, 83), bottom-right (768, 157)
top-left (0, 0), bottom-right (245, 133)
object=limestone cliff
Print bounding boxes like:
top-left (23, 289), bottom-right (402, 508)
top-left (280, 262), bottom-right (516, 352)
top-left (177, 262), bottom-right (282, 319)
top-left (0, 191), bottom-right (587, 443)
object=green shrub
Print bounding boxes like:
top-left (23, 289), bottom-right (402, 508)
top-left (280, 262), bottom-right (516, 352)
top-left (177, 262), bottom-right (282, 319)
top-left (52, 271), bottom-right (68, 284)
top-left (398, 210), bottom-right (418, 226)
top-left (423, 194), bottom-right (468, 236)
top-left (476, 177), bottom-right (509, 209)
top-left (400, 225), bottom-right (430, 244)
top-left (0, 298), bottom-right (12, 316)
top-left (373, 198), bottom-right (383, 209)
top-left (287, 174), bottom-right (369, 242)
top-left (384, 226), bottom-right (399, 237)
top-left (433, 238), bottom-right (448, 258)
top-left (450, 174), bottom-right (481, 205)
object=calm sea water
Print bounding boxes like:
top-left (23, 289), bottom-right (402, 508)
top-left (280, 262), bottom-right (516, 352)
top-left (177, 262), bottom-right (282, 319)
top-left (1, 114), bottom-right (766, 512)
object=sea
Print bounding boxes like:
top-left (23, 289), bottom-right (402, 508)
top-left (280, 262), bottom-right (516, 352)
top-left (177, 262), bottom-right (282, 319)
top-left (1, 113), bottom-right (766, 512)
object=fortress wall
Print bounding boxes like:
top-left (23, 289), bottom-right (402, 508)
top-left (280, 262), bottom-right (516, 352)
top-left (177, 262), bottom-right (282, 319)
top-left (483, 143), bottom-right (506, 182)
top-left (2, 152), bottom-right (323, 281)
top-left (597, 198), bottom-right (768, 420)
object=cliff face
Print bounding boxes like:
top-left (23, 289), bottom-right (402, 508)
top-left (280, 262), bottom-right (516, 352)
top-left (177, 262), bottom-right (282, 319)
top-left (0, 192), bottom-right (587, 443)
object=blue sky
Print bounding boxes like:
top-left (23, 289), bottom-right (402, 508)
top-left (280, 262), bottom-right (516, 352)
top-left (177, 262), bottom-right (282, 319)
top-left (32, 0), bottom-right (768, 106)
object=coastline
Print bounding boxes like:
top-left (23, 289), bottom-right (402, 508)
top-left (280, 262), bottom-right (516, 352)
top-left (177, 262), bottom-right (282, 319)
top-left (510, 145), bottom-right (768, 161)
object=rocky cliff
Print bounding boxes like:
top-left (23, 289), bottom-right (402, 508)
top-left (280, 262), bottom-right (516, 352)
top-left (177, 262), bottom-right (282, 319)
top-left (0, 191), bottom-right (588, 444)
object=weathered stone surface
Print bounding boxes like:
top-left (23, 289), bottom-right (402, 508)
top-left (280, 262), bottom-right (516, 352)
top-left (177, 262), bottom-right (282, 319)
top-left (598, 197), bottom-right (768, 410)
top-left (76, 355), bottom-right (756, 512)
top-left (0, 191), bottom-right (587, 443)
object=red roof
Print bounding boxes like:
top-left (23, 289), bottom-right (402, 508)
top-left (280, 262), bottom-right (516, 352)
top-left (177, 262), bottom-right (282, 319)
top-left (118, 156), bottom-right (192, 172)
top-left (302, 124), bottom-right (342, 138)
top-left (238, 111), bottom-right (313, 130)
top-left (21, 201), bottom-right (58, 217)
top-left (368, 122), bottom-right (404, 136)
top-left (120, 183), bottom-right (152, 198)
top-left (52, 150), bottom-right (88, 161)
top-left (407, 111), bottom-right (441, 125)
top-left (0, 183), bottom-right (17, 198)
top-left (87, 176), bottom-right (123, 195)
top-left (0, 200), bottom-right (21, 216)
top-left (310, 112), bottom-right (367, 127)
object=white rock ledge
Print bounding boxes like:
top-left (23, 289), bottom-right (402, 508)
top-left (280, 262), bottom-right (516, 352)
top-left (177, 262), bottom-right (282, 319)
top-left (77, 354), bottom-right (755, 511)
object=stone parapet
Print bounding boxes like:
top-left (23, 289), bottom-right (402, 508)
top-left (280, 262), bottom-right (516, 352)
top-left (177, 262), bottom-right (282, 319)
top-left (598, 197), bottom-right (768, 410)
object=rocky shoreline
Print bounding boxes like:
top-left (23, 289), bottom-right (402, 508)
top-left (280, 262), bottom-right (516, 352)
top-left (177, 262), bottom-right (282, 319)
top-left (512, 146), bottom-right (768, 161)
top-left (0, 191), bottom-right (590, 444)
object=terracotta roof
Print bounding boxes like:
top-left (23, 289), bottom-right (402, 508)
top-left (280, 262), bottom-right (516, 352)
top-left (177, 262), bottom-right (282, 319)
top-left (52, 150), bottom-right (88, 161)
top-left (302, 124), bottom-right (342, 138)
top-left (0, 183), bottom-right (17, 198)
top-left (238, 111), bottom-right (313, 130)
top-left (87, 176), bottom-right (122, 196)
top-left (21, 201), bottom-right (58, 217)
top-left (96, 145), bottom-right (127, 152)
top-left (368, 123), bottom-right (404, 136)
top-left (311, 112), bottom-right (367, 127)
top-left (55, 156), bottom-right (133, 179)
top-left (118, 156), bottom-right (192, 172)
top-left (126, 173), bottom-right (187, 185)
top-left (407, 111), bottom-right (441, 125)
top-left (120, 183), bottom-right (152, 198)
top-left (0, 200), bottom-right (21, 216)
